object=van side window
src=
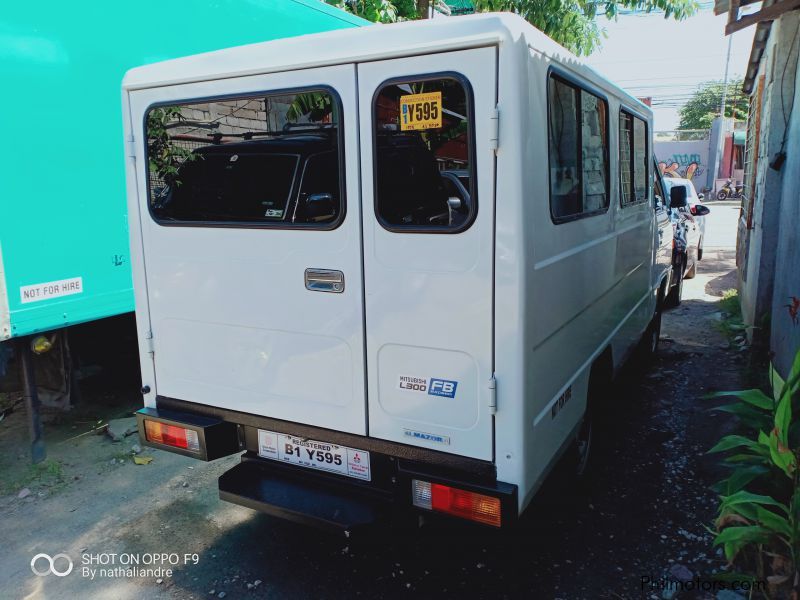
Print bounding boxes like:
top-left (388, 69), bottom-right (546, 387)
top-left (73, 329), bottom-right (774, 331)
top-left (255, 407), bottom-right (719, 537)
top-left (548, 75), bottom-right (609, 222)
top-left (619, 110), bottom-right (649, 207)
top-left (145, 89), bottom-right (344, 227)
top-left (373, 75), bottom-right (475, 232)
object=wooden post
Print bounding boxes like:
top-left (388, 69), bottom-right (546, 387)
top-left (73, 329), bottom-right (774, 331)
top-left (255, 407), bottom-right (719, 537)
top-left (19, 337), bottom-right (46, 464)
top-left (418, 0), bottom-right (431, 18)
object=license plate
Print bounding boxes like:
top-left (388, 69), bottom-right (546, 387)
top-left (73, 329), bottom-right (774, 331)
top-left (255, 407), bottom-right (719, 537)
top-left (257, 429), bottom-right (371, 481)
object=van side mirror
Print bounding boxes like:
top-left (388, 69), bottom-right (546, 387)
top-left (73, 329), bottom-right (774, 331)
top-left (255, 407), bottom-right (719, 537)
top-left (304, 193), bottom-right (336, 221)
top-left (692, 204), bottom-right (710, 216)
top-left (697, 192), bottom-right (705, 200)
top-left (669, 186), bottom-right (688, 209)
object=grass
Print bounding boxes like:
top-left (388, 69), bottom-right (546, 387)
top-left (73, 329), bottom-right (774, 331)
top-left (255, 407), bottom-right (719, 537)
top-left (0, 458), bottom-right (66, 496)
top-left (714, 289), bottom-right (748, 342)
top-left (109, 447), bottom-right (138, 463)
top-left (0, 391), bottom-right (18, 413)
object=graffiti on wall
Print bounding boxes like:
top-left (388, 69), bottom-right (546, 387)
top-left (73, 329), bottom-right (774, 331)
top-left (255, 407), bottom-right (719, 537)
top-left (658, 153), bottom-right (704, 181)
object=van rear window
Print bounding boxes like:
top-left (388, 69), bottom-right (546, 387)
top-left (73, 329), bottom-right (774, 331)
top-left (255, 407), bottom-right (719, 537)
top-left (372, 75), bottom-right (476, 232)
top-left (145, 89), bottom-right (344, 227)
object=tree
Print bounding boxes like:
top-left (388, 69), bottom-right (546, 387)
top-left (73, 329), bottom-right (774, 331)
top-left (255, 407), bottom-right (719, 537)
top-left (146, 106), bottom-right (197, 188)
top-left (678, 79), bottom-right (749, 130)
top-left (327, 0), bottom-right (697, 55)
top-left (325, 0), bottom-right (418, 22)
top-left (474, 0), bottom-right (697, 55)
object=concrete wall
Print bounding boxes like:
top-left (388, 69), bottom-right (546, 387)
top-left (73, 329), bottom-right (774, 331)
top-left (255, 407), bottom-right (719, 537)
top-left (708, 118), bottom-right (726, 192)
top-left (738, 11), bottom-right (800, 375)
top-left (770, 25), bottom-right (800, 377)
top-left (655, 139), bottom-right (712, 190)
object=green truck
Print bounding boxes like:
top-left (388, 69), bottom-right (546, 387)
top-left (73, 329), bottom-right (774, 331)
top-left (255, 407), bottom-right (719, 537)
top-left (0, 0), bottom-right (365, 457)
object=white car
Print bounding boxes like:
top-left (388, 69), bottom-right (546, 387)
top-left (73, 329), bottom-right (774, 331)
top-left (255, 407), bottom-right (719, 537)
top-left (662, 177), bottom-right (710, 305)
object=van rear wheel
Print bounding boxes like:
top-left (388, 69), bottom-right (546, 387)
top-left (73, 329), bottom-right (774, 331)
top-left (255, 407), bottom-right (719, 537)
top-left (568, 354), bottom-right (610, 478)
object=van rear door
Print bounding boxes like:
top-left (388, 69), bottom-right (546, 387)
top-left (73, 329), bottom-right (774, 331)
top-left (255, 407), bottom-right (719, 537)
top-left (357, 48), bottom-right (497, 460)
top-left (130, 65), bottom-right (368, 435)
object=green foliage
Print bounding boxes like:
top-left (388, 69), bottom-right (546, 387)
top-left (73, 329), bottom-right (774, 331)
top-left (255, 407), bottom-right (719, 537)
top-left (324, 0), bottom-right (418, 23)
top-left (327, 0), bottom-right (697, 56)
top-left (713, 289), bottom-right (749, 343)
top-left (678, 79), bottom-right (749, 130)
top-left (473, 0), bottom-right (698, 55)
top-left (285, 92), bottom-right (335, 123)
top-left (708, 348), bottom-right (800, 593)
top-left (146, 106), bottom-right (196, 186)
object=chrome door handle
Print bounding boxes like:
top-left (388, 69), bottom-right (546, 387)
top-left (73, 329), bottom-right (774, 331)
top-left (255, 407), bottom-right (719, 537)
top-left (305, 269), bottom-right (344, 293)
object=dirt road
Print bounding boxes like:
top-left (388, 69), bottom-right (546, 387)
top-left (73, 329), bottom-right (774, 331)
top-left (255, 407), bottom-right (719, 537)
top-left (0, 212), bottom-right (746, 600)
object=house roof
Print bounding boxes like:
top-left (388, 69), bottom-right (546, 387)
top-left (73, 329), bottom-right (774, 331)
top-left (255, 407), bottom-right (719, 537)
top-left (713, 0), bottom-right (800, 95)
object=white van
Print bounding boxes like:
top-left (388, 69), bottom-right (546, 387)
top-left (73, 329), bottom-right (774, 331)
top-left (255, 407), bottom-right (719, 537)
top-left (123, 13), bottom-right (673, 530)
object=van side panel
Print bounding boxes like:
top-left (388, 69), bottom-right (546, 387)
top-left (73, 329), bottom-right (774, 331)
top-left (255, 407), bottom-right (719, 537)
top-left (496, 41), bottom-right (657, 511)
top-left (493, 32), bottom-right (532, 503)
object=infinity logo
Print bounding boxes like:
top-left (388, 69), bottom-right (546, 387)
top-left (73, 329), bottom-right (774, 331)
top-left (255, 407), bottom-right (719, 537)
top-left (30, 553), bottom-right (73, 577)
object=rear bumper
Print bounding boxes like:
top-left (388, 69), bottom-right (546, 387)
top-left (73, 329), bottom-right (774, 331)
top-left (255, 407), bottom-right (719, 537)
top-left (136, 397), bottom-right (518, 531)
top-left (219, 452), bottom-right (392, 532)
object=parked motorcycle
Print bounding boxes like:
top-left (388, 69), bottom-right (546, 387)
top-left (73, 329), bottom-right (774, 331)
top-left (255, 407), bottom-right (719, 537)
top-left (717, 179), bottom-right (743, 200)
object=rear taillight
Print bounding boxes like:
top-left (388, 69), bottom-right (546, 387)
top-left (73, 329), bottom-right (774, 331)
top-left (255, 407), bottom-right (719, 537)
top-left (412, 479), bottom-right (502, 527)
top-left (144, 420), bottom-right (201, 453)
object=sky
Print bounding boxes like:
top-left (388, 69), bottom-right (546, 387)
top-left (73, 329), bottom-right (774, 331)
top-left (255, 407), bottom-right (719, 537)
top-left (583, 3), bottom-right (757, 130)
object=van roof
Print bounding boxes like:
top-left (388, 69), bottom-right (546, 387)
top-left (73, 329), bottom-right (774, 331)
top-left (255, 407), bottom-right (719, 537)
top-left (122, 12), bottom-right (649, 114)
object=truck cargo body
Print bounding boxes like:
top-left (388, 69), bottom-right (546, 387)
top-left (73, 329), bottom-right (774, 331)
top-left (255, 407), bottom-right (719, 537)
top-left (0, 0), bottom-right (365, 343)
